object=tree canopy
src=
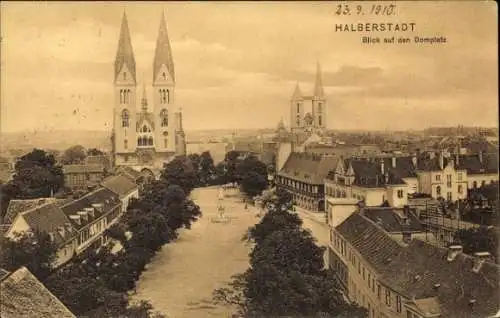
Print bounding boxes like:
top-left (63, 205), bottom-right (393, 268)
top-left (61, 145), bottom-right (87, 164)
top-left (213, 189), bottom-right (367, 317)
top-left (1, 149), bottom-right (64, 218)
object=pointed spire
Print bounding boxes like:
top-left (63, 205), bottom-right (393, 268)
top-left (314, 61), bottom-right (324, 97)
top-left (141, 79), bottom-right (148, 111)
top-left (114, 11), bottom-right (136, 83)
top-left (292, 82), bottom-right (302, 99)
top-left (153, 11), bottom-right (175, 83)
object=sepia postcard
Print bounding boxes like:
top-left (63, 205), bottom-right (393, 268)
top-left (0, 2), bottom-right (498, 318)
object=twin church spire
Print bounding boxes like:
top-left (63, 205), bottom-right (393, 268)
top-left (114, 11), bottom-right (175, 86)
top-left (292, 62), bottom-right (325, 99)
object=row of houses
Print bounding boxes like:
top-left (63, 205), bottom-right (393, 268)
top-left (277, 144), bottom-right (498, 211)
top-left (326, 201), bottom-right (499, 318)
top-left (3, 173), bottom-right (139, 267)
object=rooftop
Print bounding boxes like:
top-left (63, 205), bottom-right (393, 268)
top-left (100, 175), bottom-right (138, 197)
top-left (279, 152), bottom-right (338, 184)
top-left (0, 267), bottom-right (76, 318)
top-left (63, 164), bottom-right (105, 174)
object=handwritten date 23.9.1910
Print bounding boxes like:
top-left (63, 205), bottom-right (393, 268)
top-left (335, 4), bottom-right (396, 16)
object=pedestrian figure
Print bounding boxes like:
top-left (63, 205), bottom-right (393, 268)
top-left (244, 203), bottom-right (248, 210)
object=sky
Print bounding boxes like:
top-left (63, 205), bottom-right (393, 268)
top-left (0, 1), bottom-right (498, 133)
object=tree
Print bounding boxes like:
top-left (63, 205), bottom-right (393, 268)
top-left (161, 156), bottom-right (197, 195)
top-left (199, 151), bottom-right (216, 185)
top-left (61, 145), bottom-right (87, 164)
top-left (454, 226), bottom-right (498, 262)
top-left (237, 155), bottom-right (268, 198)
top-left (224, 150), bottom-right (241, 184)
top-left (1, 149), bottom-right (64, 218)
top-left (87, 148), bottom-right (105, 156)
top-left (0, 230), bottom-right (58, 280)
top-left (214, 189), bottom-right (367, 318)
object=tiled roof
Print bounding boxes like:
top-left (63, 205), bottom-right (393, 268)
top-left (380, 156), bottom-right (417, 179)
top-left (330, 158), bottom-right (407, 187)
top-left (335, 213), bottom-right (404, 273)
top-left (0, 268), bottom-right (10, 281)
top-left (63, 164), bottom-right (105, 174)
top-left (361, 207), bottom-right (423, 233)
top-left (85, 155), bottom-right (110, 167)
top-left (279, 152), bottom-right (338, 184)
top-left (100, 175), bottom-right (138, 197)
top-left (4, 198), bottom-right (59, 224)
top-left (115, 166), bottom-right (142, 181)
top-left (380, 239), bottom-right (499, 318)
top-left (0, 267), bottom-right (76, 318)
top-left (457, 153), bottom-right (498, 175)
top-left (20, 202), bottom-right (75, 246)
top-left (60, 188), bottom-right (120, 230)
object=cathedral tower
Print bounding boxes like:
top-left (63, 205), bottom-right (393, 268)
top-left (290, 83), bottom-right (303, 132)
top-left (113, 12), bottom-right (138, 162)
top-left (152, 12), bottom-right (176, 153)
top-left (312, 62), bottom-right (327, 129)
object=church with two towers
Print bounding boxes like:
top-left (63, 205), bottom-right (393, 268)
top-left (112, 12), bottom-right (186, 178)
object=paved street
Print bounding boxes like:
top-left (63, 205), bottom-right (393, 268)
top-left (132, 186), bottom-right (261, 318)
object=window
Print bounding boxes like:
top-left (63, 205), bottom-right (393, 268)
top-left (481, 180), bottom-right (486, 187)
top-left (458, 173), bottom-right (462, 181)
top-left (148, 137), bottom-right (153, 146)
top-left (435, 174), bottom-right (441, 181)
top-left (436, 185), bottom-right (441, 196)
top-left (162, 72), bottom-right (166, 80)
top-left (137, 137), bottom-right (142, 146)
top-left (159, 89), bottom-right (169, 104)
top-left (296, 115), bottom-right (300, 126)
top-left (124, 139), bottom-right (128, 149)
top-left (396, 295), bottom-right (402, 313)
top-left (160, 109), bottom-right (169, 127)
top-left (447, 192), bottom-right (452, 201)
top-left (318, 115), bottom-right (322, 126)
top-left (458, 184), bottom-right (463, 194)
top-left (363, 267), bottom-right (366, 280)
top-left (296, 103), bottom-right (300, 113)
top-left (318, 102), bottom-right (322, 112)
top-left (385, 289), bottom-right (391, 306)
top-left (121, 109), bottom-right (129, 127)
top-left (446, 174), bottom-right (452, 188)
top-left (372, 278), bottom-right (375, 293)
top-left (397, 189), bottom-right (404, 198)
top-left (368, 273), bottom-right (371, 288)
top-left (473, 181), bottom-right (477, 188)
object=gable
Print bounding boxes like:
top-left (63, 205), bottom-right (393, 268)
top-left (115, 64), bottom-right (135, 86)
top-left (154, 64), bottom-right (174, 86)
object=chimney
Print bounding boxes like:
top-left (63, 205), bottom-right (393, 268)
top-left (384, 172), bottom-right (389, 184)
top-left (48, 232), bottom-right (55, 242)
top-left (392, 156), bottom-right (396, 168)
top-left (412, 155), bottom-right (418, 169)
top-left (92, 203), bottom-right (103, 213)
top-left (403, 205), bottom-right (410, 217)
top-left (380, 159), bottom-right (385, 175)
top-left (439, 152), bottom-right (444, 170)
top-left (455, 153), bottom-right (459, 166)
top-left (447, 245), bottom-right (463, 262)
top-left (65, 222), bottom-right (73, 233)
top-left (472, 251), bottom-right (492, 273)
top-left (57, 226), bottom-right (66, 238)
top-left (69, 215), bottom-right (81, 225)
top-left (402, 231), bottom-right (412, 244)
top-left (84, 207), bottom-right (95, 218)
top-left (478, 151), bottom-right (483, 164)
top-left (77, 211), bottom-right (89, 223)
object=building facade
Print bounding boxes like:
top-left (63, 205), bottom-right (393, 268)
top-left (329, 211), bottom-right (499, 318)
top-left (276, 152), bottom-right (337, 212)
top-left (325, 157), bottom-right (411, 208)
top-left (63, 164), bottom-right (106, 190)
top-left (112, 12), bottom-right (186, 179)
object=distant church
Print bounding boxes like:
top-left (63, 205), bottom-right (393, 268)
top-left (274, 62), bottom-right (327, 147)
top-left (290, 62), bottom-right (327, 134)
top-left (111, 12), bottom-right (186, 179)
